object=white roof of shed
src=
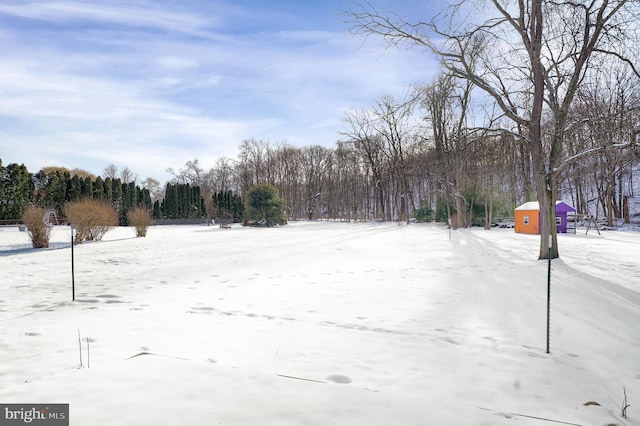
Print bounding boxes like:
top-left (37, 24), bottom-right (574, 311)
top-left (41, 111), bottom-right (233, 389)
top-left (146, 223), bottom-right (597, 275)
top-left (514, 200), bottom-right (575, 211)
top-left (515, 201), bottom-right (540, 211)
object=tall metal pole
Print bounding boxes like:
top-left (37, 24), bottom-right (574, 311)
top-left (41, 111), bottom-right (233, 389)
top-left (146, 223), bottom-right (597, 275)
top-left (546, 234), bottom-right (551, 354)
top-left (71, 225), bottom-right (75, 301)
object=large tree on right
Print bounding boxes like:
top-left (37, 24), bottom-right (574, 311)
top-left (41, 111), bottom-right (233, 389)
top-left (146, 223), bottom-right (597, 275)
top-left (347, 0), bottom-right (640, 258)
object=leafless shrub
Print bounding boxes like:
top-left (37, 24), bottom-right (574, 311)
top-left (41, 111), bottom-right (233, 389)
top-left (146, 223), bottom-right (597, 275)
top-left (64, 199), bottom-right (118, 244)
top-left (127, 207), bottom-right (152, 237)
top-left (21, 205), bottom-right (52, 248)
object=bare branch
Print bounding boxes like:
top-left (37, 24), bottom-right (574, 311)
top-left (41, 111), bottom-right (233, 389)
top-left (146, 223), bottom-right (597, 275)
top-left (554, 134), bottom-right (640, 178)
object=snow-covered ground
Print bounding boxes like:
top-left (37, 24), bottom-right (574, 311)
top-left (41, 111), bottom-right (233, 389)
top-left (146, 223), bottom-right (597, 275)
top-left (1, 221), bottom-right (638, 425)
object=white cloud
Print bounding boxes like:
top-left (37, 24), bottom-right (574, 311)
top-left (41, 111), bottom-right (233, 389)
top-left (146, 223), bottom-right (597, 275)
top-left (0, 1), bottom-right (211, 33)
top-left (155, 56), bottom-right (200, 71)
top-left (0, 0), bottom-right (441, 182)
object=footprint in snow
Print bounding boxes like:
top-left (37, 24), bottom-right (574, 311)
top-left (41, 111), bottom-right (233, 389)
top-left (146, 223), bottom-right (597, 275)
top-left (326, 375), bottom-right (352, 384)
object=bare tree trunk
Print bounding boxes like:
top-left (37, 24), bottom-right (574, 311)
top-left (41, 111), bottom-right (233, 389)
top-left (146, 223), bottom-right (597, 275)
top-left (484, 183), bottom-right (493, 230)
top-left (454, 192), bottom-right (467, 229)
top-left (527, 0), bottom-right (559, 259)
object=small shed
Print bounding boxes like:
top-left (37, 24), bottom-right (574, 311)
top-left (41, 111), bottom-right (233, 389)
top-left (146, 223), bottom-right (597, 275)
top-left (514, 201), bottom-right (576, 235)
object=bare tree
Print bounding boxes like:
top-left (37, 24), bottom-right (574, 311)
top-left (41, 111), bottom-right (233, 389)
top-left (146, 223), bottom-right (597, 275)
top-left (371, 93), bottom-right (420, 223)
top-left (119, 166), bottom-right (136, 184)
top-left (237, 139), bottom-right (271, 192)
top-left (563, 65), bottom-right (640, 225)
top-left (340, 108), bottom-right (389, 220)
top-left (103, 164), bottom-right (118, 180)
top-left (421, 73), bottom-right (477, 228)
top-left (270, 144), bottom-right (304, 220)
top-left (210, 157), bottom-right (237, 193)
top-left (329, 141), bottom-right (365, 221)
top-left (140, 177), bottom-right (163, 202)
top-left (301, 145), bottom-right (332, 220)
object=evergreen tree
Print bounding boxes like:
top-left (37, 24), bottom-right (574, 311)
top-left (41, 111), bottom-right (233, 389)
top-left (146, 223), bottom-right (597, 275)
top-left (82, 176), bottom-right (93, 198)
top-left (176, 184), bottom-right (184, 218)
top-left (164, 183), bottom-right (177, 218)
top-left (120, 182), bottom-right (130, 225)
top-left (0, 162), bottom-right (34, 220)
top-left (214, 191), bottom-right (224, 218)
top-left (127, 181), bottom-right (138, 209)
top-left (191, 186), bottom-right (201, 218)
top-left (232, 192), bottom-right (244, 222)
top-left (153, 200), bottom-right (161, 219)
top-left (44, 170), bottom-right (70, 215)
top-left (111, 178), bottom-right (123, 223)
top-left (103, 177), bottom-right (113, 202)
top-left (140, 188), bottom-right (152, 210)
top-left (93, 176), bottom-right (105, 200)
top-left (199, 196), bottom-right (206, 218)
top-left (112, 178), bottom-right (122, 207)
top-left (161, 182), bottom-right (205, 219)
top-left (69, 175), bottom-right (83, 201)
top-left (211, 189), bottom-right (243, 222)
top-left (0, 160), bottom-right (6, 219)
top-left (245, 184), bottom-right (286, 226)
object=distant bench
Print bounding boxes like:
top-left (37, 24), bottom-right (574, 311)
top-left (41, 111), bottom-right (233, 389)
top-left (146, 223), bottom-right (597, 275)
top-left (215, 218), bottom-right (233, 229)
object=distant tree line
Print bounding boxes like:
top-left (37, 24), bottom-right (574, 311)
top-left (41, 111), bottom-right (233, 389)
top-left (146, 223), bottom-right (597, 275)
top-left (0, 162), bottom-right (257, 225)
top-left (3, 78), bottom-right (639, 231)
top-left (0, 162), bottom-right (152, 225)
top-left (0, 161), bottom-right (279, 227)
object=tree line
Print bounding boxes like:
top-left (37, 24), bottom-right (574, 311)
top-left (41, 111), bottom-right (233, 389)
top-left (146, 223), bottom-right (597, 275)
top-left (166, 76), bottom-right (639, 229)
top-left (0, 163), bottom-right (154, 225)
top-left (0, 161), bottom-right (267, 225)
top-left (3, 67), bottom-right (639, 231)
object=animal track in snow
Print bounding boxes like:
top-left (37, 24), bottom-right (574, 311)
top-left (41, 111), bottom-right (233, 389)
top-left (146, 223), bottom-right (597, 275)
top-left (326, 375), bottom-right (352, 384)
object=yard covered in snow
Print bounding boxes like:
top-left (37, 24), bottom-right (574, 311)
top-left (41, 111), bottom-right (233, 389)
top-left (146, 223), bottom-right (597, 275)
top-left (1, 221), bottom-right (638, 425)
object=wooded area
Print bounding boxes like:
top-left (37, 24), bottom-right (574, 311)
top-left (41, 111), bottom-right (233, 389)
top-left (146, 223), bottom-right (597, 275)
top-left (346, 0), bottom-right (640, 258)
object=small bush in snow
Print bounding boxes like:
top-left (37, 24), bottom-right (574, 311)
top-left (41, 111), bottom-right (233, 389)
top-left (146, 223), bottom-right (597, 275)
top-left (414, 202), bottom-right (434, 223)
top-left (64, 199), bottom-right (118, 244)
top-left (127, 207), bottom-right (152, 237)
top-left (21, 205), bottom-right (52, 248)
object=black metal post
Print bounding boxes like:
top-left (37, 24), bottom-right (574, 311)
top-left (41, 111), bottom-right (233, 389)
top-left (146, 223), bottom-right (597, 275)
top-left (71, 225), bottom-right (75, 301)
top-left (546, 235), bottom-right (551, 354)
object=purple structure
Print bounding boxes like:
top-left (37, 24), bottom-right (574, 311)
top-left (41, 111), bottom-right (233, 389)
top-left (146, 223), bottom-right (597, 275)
top-left (554, 201), bottom-right (577, 233)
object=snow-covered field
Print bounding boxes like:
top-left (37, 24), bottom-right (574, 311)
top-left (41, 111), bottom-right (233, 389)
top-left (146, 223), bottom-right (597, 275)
top-left (1, 221), bottom-right (638, 425)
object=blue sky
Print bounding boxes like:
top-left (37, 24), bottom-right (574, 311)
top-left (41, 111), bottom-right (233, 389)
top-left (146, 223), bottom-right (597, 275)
top-left (0, 0), bottom-right (439, 183)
